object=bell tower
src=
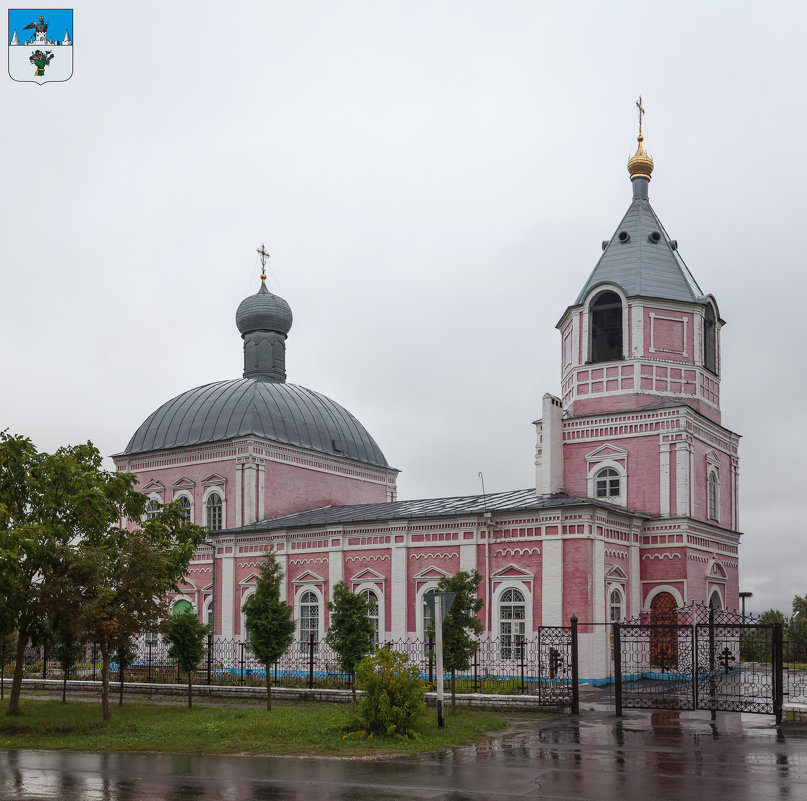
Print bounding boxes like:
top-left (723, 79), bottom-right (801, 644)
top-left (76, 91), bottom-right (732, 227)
top-left (556, 102), bottom-right (724, 425)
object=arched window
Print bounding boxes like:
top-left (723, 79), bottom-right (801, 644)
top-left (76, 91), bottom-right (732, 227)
top-left (709, 590), bottom-right (723, 610)
top-left (422, 588), bottom-right (437, 639)
top-left (707, 472), bottom-right (719, 520)
top-left (299, 590), bottom-right (319, 651)
top-left (145, 498), bottom-right (161, 520)
top-left (206, 492), bottom-right (223, 531)
top-left (361, 589), bottom-right (380, 650)
top-left (595, 467), bottom-right (620, 499)
top-left (590, 291), bottom-right (623, 363)
top-left (499, 588), bottom-right (526, 660)
top-left (609, 588), bottom-right (625, 622)
top-left (178, 496), bottom-right (191, 522)
top-left (704, 305), bottom-right (717, 373)
top-left (172, 599), bottom-right (192, 617)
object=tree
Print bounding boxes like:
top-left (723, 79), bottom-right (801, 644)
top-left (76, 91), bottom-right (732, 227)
top-left (0, 433), bottom-right (142, 716)
top-left (431, 570), bottom-right (484, 711)
top-left (64, 499), bottom-right (207, 722)
top-left (326, 581), bottom-right (375, 702)
top-left (354, 647), bottom-right (427, 737)
top-left (242, 552), bottom-right (295, 710)
top-left (166, 609), bottom-right (210, 708)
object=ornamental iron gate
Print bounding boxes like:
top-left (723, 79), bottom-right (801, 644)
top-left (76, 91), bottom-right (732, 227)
top-left (613, 603), bottom-right (783, 722)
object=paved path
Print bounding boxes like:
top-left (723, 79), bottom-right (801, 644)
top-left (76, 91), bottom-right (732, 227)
top-left (0, 709), bottom-right (805, 800)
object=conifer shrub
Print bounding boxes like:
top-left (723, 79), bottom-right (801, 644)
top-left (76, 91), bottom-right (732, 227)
top-left (353, 646), bottom-right (426, 738)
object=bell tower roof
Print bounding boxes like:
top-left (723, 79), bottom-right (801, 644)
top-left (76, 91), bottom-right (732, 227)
top-left (573, 104), bottom-right (705, 307)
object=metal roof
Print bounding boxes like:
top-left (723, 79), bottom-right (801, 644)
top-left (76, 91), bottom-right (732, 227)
top-left (574, 195), bottom-right (705, 306)
top-left (121, 379), bottom-right (390, 467)
top-left (228, 489), bottom-right (645, 533)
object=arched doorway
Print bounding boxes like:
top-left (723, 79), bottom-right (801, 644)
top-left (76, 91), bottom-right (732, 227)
top-left (650, 592), bottom-right (678, 670)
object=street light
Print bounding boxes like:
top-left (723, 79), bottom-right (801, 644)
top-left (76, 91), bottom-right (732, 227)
top-left (204, 540), bottom-right (217, 637)
top-left (739, 591), bottom-right (753, 620)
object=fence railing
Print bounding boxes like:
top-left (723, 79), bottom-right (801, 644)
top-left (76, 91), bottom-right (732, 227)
top-left (2, 625), bottom-right (578, 707)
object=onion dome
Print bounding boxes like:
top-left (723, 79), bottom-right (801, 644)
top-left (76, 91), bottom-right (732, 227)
top-left (627, 134), bottom-right (654, 181)
top-left (236, 282), bottom-right (293, 336)
top-left (121, 379), bottom-right (389, 467)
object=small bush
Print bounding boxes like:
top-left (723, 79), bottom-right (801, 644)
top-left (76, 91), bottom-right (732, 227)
top-left (353, 647), bottom-right (426, 738)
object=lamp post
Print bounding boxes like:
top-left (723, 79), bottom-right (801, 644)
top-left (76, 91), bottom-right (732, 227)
top-left (204, 540), bottom-right (217, 637)
top-left (739, 591), bottom-right (753, 621)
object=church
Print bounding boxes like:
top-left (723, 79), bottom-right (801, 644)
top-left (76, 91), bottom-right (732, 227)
top-left (113, 123), bottom-right (741, 682)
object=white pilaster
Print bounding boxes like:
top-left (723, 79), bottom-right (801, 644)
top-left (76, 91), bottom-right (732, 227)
top-left (235, 463), bottom-right (243, 527)
top-left (221, 549), bottom-right (234, 639)
top-left (659, 441), bottom-right (671, 516)
top-left (390, 542), bottom-right (407, 639)
top-left (243, 462), bottom-right (257, 525)
top-left (541, 538), bottom-right (563, 626)
top-left (675, 441), bottom-right (690, 517)
top-left (459, 542), bottom-right (476, 573)
top-left (328, 544), bottom-right (343, 601)
top-left (257, 462), bottom-right (265, 521)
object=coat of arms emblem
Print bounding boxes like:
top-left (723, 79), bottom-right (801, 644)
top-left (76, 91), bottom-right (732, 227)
top-left (8, 9), bottom-right (73, 85)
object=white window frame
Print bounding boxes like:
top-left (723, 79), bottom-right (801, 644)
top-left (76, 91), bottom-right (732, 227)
top-left (707, 469), bottom-right (719, 521)
top-left (608, 585), bottom-right (625, 622)
top-left (492, 582), bottom-right (533, 660)
top-left (587, 460), bottom-right (627, 506)
top-left (203, 488), bottom-right (225, 532)
top-left (355, 583), bottom-right (383, 649)
top-left (295, 585), bottom-right (323, 647)
top-left (144, 493), bottom-right (162, 521)
top-left (414, 584), bottom-right (440, 642)
top-left (174, 491), bottom-right (194, 524)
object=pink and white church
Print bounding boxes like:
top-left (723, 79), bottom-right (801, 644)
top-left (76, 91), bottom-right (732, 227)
top-left (113, 130), bottom-right (741, 681)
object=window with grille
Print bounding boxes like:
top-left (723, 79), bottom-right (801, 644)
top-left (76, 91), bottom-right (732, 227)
top-left (708, 471), bottom-right (719, 520)
top-left (500, 588), bottom-right (526, 660)
top-left (595, 467), bottom-right (620, 498)
top-left (300, 590), bottom-right (319, 651)
top-left (361, 589), bottom-right (380, 650)
top-left (610, 588), bottom-right (624, 622)
top-left (206, 492), bottom-right (223, 531)
top-left (178, 496), bottom-right (191, 522)
top-left (145, 499), bottom-right (161, 520)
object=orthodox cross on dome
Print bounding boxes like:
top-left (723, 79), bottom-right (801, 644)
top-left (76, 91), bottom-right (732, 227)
top-left (636, 96), bottom-right (645, 137)
top-left (256, 243), bottom-right (270, 284)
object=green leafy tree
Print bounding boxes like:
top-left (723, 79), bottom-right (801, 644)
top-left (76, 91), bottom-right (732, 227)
top-left (242, 552), bottom-right (295, 710)
top-left (64, 499), bottom-right (206, 721)
top-left (431, 570), bottom-right (484, 711)
top-left (326, 581), bottom-right (375, 702)
top-left (47, 608), bottom-right (84, 703)
top-left (740, 609), bottom-right (784, 662)
top-left (166, 609), bottom-right (210, 708)
top-left (0, 433), bottom-right (142, 717)
top-left (354, 646), bottom-right (427, 737)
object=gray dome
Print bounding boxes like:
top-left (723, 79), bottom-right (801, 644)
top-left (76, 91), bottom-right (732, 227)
top-left (236, 284), bottom-right (293, 336)
top-left (123, 379), bottom-right (389, 467)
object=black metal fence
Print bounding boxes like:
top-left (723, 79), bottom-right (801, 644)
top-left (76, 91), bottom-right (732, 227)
top-left (613, 604), bottom-right (793, 722)
top-left (6, 623), bottom-right (578, 708)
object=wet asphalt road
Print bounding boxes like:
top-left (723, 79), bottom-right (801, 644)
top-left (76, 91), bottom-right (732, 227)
top-left (0, 709), bottom-right (805, 800)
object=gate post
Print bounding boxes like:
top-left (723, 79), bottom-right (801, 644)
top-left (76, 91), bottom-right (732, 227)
top-left (308, 631), bottom-right (315, 689)
top-left (613, 622), bottom-right (622, 717)
top-left (773, 622), bottom-right (783, 725)
top-left (206, 633), bottom-right (212, 685)
top-left (570, 615), bottom-right (579, 715)
top-left (708, 606), bottom-right (716, 719)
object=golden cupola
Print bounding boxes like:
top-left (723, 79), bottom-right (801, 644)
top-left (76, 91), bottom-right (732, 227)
top-left (627, 134), bottom-right (654, 181)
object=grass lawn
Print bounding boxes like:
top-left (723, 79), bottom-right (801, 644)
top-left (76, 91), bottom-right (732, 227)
top-left (0, 699), bottom-right (509, 756)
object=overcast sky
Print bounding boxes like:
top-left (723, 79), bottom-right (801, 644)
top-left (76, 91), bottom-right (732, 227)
top-left (3, 1), bottom-right (805, 617)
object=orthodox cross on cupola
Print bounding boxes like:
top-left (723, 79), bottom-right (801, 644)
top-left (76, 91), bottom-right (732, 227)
top-left (636, 95), bottom-right (645, 137)
top-left (257, 243), bottom-right (270, 284)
